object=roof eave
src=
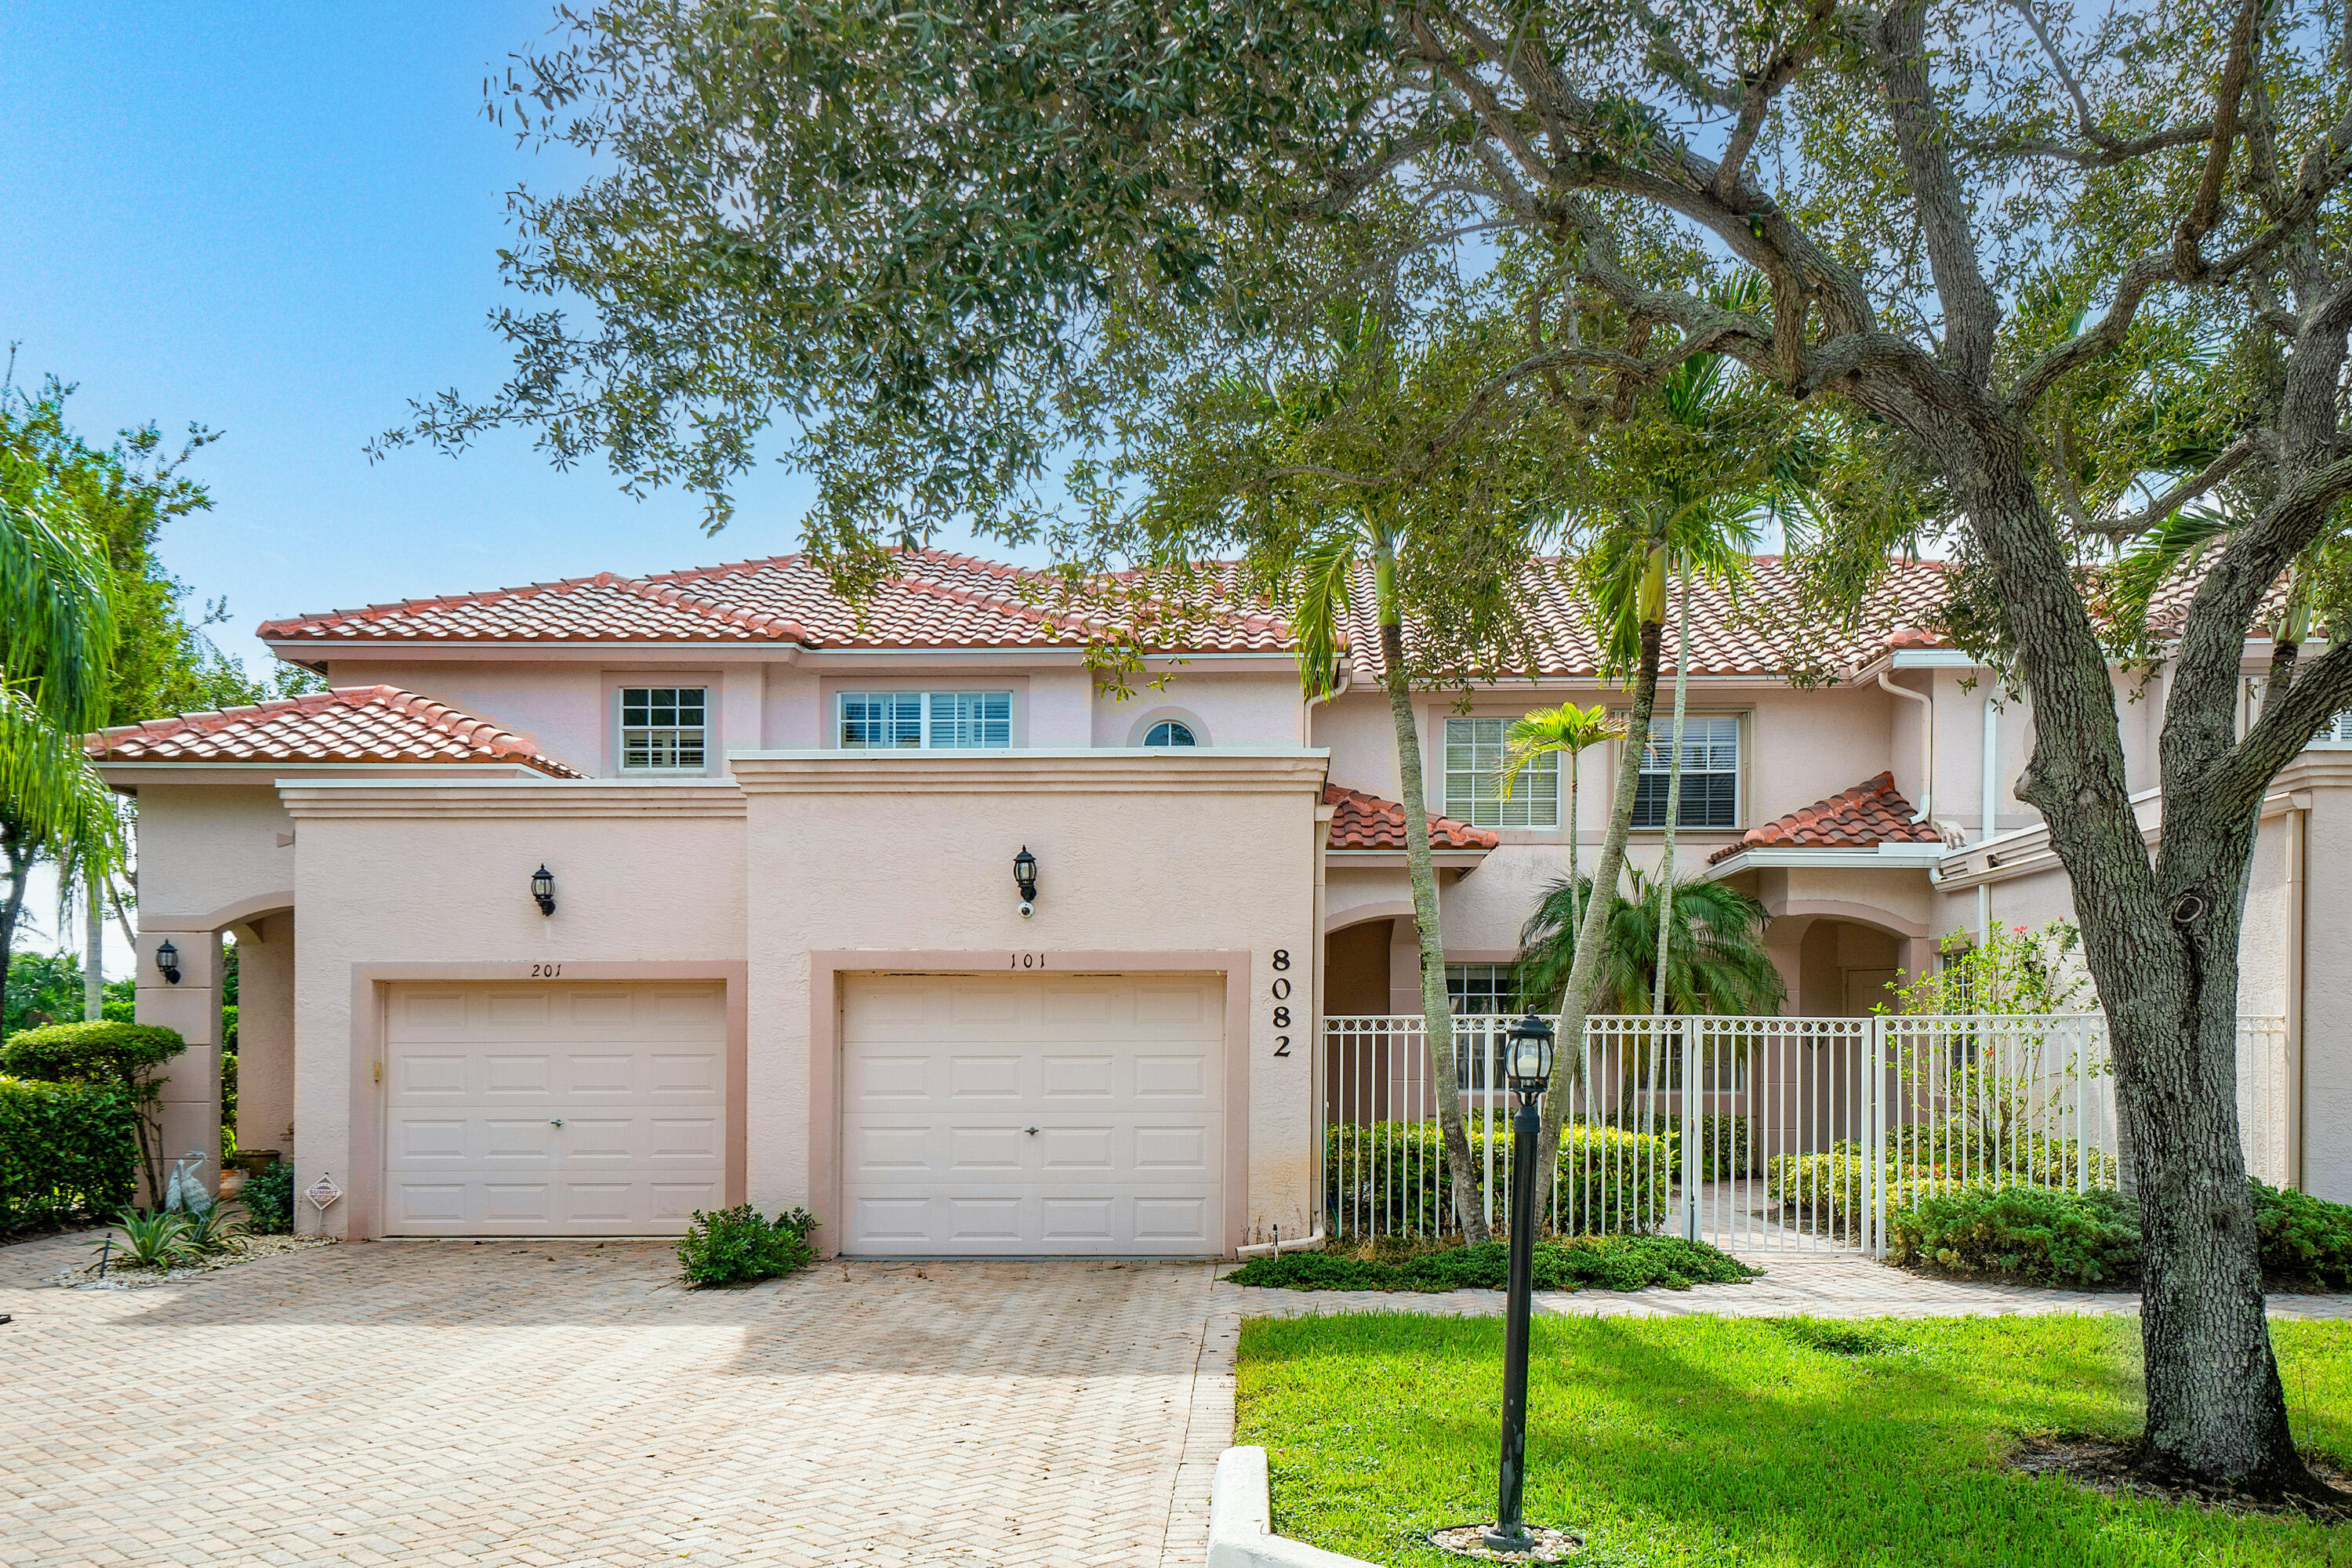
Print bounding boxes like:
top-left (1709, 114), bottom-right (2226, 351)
top-left (1705, 843), bottom-right (1947, 877)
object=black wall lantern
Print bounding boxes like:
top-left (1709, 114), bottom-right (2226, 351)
top-left (154, 940), bottom-right (181, 985)
top-left (1012, 845), bottom-right (1038, 919)
top-left (531, 865), bottom-right (557, 916)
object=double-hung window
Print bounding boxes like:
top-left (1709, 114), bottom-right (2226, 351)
top-left (1630, 713), bottom-right (1740, 829)
top-left (619, 687), bottom-right (707, 770)
top-left (838, 690), bottom-right (1014, 749)
top-left (1443, 717), bottom-right (1559, 829)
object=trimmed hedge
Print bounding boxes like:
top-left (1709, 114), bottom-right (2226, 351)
top-left (1224, 1234), bottom-right (1759, 1293)
top-left (2252, 1180), bottom-right (2352, 1289)
top-left (1880, 1178), bottom-right (2352, 1288)
top-left (1765, 1131), bottom-right (2116, 1236)
top-left (0, 1077), bottom-right (140, 1234)
top-left (0, 1020), bottom-right (187, 1084)
top-left (241, 1159), bottom-right (295, 1234)
top-left (1327, 1120), bottom-right (1669, 1237)
top-left (1886, 1184), bottom-right (2140, 1285)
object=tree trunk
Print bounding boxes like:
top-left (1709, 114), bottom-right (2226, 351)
top-left (1963, 458), bottom-right (2317, 1497)
top-left (1564, 748), bottom-right (1581, 984)
top-left (82, 862), bottom-right (103, 1022)
top-left (0, 822), bottom-right (28, 1045)
top-left (1650, 564), bottom-right (1693, 1055)
top-left (1375, 557), bottom-right (1490, 1243)
top-left (1537, 617), bottom-right (1666, 1196)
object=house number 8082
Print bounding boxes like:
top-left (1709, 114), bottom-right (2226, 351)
top-left (1270, 949), bottom-right (1293, 1057)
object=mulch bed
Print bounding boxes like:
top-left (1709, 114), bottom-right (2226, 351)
top-left (2009, 1435), bottom-right (2352, 1520)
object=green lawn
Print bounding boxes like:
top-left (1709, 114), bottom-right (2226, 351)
top-left (1236, 1313), bottom-right (2352, 1567)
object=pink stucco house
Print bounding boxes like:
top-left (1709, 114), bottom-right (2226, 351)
top-left (88, 548), bottom-right (2350, 1254)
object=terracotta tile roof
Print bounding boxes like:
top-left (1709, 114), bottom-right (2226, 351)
top-left (87, 686), bottom-right (585, 777)
top-left (1708, 771), bottom-right (1944, 863)
top-left (257, 546), bottom-right (1951, 677)
top-left (258, 548), bottom-right (1290, 655)
top-left (1334, 556), bottom-right (1955, 682)
top-left (1324, 783), bottom-right (1499, 852)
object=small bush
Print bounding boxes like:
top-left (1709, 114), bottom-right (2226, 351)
top-left (0, 1077), bottom-right (140, 1234)
top-left (1223, 1234), bottom-right (1758, 1293)
top-left (1327, 1120), bottom-right (1669, 1237)
top-left (2252, 1180), bottom-right (2352, 1289)
top-left (677, 1204), bottom-right (818, 1287)
top-left (240, 1160), bottom-right (295, 1234)
top-left (1886, 1184), bottom-right (2140, 1285)
top-left (0, 1021), bottom-right (187, 1085)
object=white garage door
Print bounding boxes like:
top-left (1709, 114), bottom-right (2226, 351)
top-left (382, 982), bottom-right (727, 1236)
top-left (840, 972), bottom-right (1225, 1256)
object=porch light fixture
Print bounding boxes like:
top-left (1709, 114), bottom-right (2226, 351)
top-left (1012, 845), bottom-right (1038, 919)
top-left (531, 865), bottom-right (557, 916)
top-left (154, 940), bottom-right (182, 985)
top-left (1484, 1011), bottom-right (1557, 1553)
top-left (1504, 1011), bottom-right (1555, 1098)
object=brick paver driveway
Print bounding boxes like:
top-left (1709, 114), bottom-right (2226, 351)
top-left (0, 1236), bottom-right (1224, 1568)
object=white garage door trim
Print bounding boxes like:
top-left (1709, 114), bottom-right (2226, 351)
top-left (380, 980), bottom-right (729, 1236)
top-left (837, 971), bottom-right (1231, 1257)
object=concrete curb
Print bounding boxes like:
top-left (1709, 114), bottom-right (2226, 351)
top-left (1207, 1446), bottom-right (1379, 1568)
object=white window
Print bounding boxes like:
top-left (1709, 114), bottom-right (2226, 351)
top-left (1631, 713), bottom-right (1740, 829)
top-left (838, 691), bottom-right (1013, 749)
top-left (1445, 963), bottom-right (1515, 1014)
top-left (1443, 717), bottom-right (1559, 828)
top-left (1144, 720), bottom-right (1197, 747)
top-left (619, 687), bottom-right (707, 770)
top-left (2313, 709), bottom-right (2352, 747)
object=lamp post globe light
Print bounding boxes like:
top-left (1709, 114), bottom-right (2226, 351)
top-left (1486, 1011), bottom-right (1555, 1553)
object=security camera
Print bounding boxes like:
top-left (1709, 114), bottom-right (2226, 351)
top-left (1018, 899), bottom-right (1036, 920)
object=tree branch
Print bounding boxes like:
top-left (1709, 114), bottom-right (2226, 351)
top-left (2080, 430), bottom-right (2268, 539)
top-left (1871, 0), bottom-right (2001, 381)
top-left (2172, 0), bottom-right (2265, 278)
top-left (2209, 635), bottom-right (2352, 819)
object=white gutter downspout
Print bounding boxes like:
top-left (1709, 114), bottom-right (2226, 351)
top-left (1980, 695), bottom-right (1999, 945)
top-left (1878, 670), bottom-right (1933, 822)
top-left (1300, 666), bottom-right (1354, 746)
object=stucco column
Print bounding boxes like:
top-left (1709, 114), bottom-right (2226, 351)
top-left (233, 914), bottom-right (296, 1156)
top-left (135, 927), bottom-right (222, 1203)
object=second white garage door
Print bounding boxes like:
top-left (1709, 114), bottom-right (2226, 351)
top-left (381, 981), bottom-right (728, 1236)
top-left (839, 972), bottom-right (1225, 1256)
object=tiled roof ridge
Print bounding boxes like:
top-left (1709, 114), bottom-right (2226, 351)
top-left (256, 573), bottom-right (624, 637)
top-left (1708, 769), bottom-right (1944, 863)
top-left (1323, 782), bottom-right (1500, 852)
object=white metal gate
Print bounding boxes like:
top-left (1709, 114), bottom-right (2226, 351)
top-left (1321, 1011), bottom-right (2290, 1257)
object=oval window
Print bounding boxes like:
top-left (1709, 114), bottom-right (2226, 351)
top-left (1144, 720), bottom-right (1198, 747)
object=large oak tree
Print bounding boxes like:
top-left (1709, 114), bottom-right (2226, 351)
top-left (402, 0), bottom-right (2352, 1495)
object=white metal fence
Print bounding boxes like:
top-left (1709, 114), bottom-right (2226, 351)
top-left (1322, 1011), bottom-right (2292, 1256)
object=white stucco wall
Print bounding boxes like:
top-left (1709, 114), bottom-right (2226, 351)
top-left (274, 782), bottom-right (749, 1238)
top-left (734, 750), bottom-right (1327, 1254)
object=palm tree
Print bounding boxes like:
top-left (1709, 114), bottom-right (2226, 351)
top-left (1514, 869), bottom-right (1784, 1022)
top-left (1293, 507), bottom-right (1497, 1243)
top-left (1494, 701), bottom-right (1618, 1000)
top-left (0, 441), bottom-right (122, 1036)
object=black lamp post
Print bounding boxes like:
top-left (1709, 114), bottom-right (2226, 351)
top-left (531, 865), bottom-right (557, 916)
top-left (1486, 1010), bottom-right (1555, 1553)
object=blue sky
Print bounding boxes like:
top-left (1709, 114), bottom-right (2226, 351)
top-left (3, 2), bottom-right (1030, 686)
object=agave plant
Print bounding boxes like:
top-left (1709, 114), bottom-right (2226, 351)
top-left (175, 1199), bottom-right (249, 1257)
top-left (93, 1208), bottom-right (194, 1269)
